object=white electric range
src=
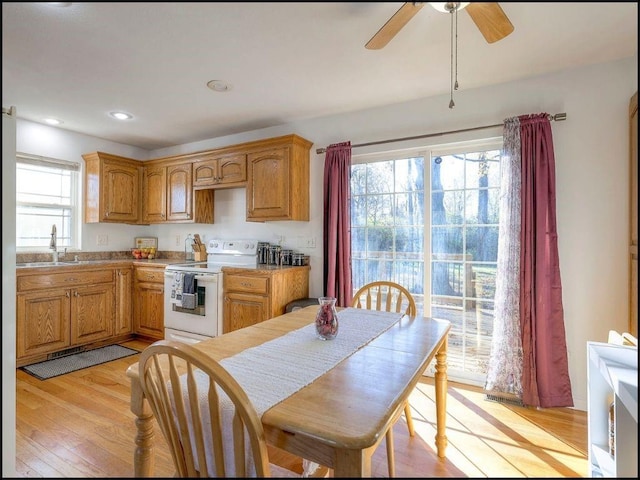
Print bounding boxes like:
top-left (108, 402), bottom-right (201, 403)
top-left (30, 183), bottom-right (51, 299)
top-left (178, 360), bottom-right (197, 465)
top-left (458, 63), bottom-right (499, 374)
top-left (164, 239), bottom-right (259, 344)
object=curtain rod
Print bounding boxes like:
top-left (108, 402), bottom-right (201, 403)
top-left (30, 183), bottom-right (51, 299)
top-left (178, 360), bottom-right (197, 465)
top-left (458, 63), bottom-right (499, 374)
top-left (315, 112), bottom-right (567, 155)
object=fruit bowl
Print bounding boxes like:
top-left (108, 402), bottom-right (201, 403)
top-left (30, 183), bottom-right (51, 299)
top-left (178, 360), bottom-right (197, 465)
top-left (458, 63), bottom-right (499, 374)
top-left (132, 247), bottom-right (156, 259)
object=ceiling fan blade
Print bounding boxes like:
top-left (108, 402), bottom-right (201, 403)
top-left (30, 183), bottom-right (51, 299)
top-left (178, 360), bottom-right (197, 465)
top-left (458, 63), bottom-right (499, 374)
top-left (465, 2), bottom-right (514, 44)
top-left (365, 2), bottom-right (425, 50)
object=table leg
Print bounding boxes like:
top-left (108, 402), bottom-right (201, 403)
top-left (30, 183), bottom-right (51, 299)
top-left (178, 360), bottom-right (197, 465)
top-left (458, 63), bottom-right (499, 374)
top-left (130, 376), bottom-right (155, 477)
top-left (434, 337), bottom-right (448, 458)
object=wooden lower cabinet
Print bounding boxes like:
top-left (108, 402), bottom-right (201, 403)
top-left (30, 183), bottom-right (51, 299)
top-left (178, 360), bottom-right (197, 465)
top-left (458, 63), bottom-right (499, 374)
top-left (17, 288), bottom-right (71, 359)
top-left (115, 266), bottom-right (133, 335)
top-left (16, 268), bottom-right (115, 365)
top-left (133, 265), bottom-right (165, 339)
top-left (223, 266), bottom-right (310, 333)
top-left (69, 282), bottom-right (115, 345)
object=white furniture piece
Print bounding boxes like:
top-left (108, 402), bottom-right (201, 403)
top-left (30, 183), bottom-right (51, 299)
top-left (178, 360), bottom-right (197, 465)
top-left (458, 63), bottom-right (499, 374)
top-left (587, 341), bottom-right (637, 477)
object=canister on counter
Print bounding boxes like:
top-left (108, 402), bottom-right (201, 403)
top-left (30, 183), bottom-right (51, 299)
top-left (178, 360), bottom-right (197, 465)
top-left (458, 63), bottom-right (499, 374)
top-left (268, 244), bottom-right (282, 265)
top-left (258, 242), bottom-right (270, 264)
top-left (281, 249), bottom-right (293, 266)
top-left (292, 253), bottom-right (304, 266)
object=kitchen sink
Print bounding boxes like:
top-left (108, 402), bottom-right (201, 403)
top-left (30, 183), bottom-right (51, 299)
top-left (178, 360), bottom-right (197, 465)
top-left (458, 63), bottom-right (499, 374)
top-left (17, 261), bottom-right (72, 267)
top-left (17, 260), bottom-right (105, 267)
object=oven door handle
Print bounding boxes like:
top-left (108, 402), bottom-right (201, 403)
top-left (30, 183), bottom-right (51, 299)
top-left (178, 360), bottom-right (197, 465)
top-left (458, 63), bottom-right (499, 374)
top-left (164, 272), bottom-right (218, 283)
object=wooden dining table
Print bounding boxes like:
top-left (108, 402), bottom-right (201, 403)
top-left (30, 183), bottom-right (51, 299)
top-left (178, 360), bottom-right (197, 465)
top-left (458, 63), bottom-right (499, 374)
top-left (126, 305), bottom-right (450, 477)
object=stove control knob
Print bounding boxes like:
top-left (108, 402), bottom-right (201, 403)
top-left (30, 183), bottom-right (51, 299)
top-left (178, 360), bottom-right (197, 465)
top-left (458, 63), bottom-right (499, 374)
top-left (212, 242), bottom-right (219, 249)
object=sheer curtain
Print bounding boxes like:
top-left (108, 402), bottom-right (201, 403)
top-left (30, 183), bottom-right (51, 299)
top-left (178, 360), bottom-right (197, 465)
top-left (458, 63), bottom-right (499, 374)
top-left (486, 114), bottom-right (573, 408)
top-left (484, 117), bottom-right (523, 402)
top-left (323, 141), bottom-right (352, 307)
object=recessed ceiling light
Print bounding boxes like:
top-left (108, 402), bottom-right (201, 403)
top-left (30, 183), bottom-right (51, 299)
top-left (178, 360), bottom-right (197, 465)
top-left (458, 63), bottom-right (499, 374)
top-left (207, 80), bottom-right (232, 92)
top-left (43, 118), bottom-right (63, 125)
top-left (110, 111), bottom-right (133, 120)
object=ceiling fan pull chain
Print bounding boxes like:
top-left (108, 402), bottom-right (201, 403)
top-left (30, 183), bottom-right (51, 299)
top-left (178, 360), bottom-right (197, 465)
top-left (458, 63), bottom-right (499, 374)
top-left (454, 4), bottom-right (459, 91)
top-left (448, 3), bottom-right (455, 109)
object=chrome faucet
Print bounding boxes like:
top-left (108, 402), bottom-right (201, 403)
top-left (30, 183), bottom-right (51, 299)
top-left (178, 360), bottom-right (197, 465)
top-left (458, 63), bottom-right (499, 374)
top-left (49, 224), bottom-right (62, 262)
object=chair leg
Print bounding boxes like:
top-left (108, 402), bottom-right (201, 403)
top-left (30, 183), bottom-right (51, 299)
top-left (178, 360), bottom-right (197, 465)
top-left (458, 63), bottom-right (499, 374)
top-left (404, 400), bottom-right (415, 437)
top-left (385, 426), bottom-right (395, 477)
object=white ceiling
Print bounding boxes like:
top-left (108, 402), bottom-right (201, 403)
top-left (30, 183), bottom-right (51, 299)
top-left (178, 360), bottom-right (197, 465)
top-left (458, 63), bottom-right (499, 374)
top-left (2, 2), bottom-right (637, 150)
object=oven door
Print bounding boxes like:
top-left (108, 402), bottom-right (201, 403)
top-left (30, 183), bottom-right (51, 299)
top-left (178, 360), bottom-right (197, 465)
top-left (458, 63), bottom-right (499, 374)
top-left (163, 271), bottom-right (222, 339)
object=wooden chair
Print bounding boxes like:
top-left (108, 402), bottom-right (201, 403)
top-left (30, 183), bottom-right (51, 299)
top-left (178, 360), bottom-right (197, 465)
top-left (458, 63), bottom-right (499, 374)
top-left (351, 281), bottom-right (417, 477)
top-left (139, 340), bottom-right (325, 478)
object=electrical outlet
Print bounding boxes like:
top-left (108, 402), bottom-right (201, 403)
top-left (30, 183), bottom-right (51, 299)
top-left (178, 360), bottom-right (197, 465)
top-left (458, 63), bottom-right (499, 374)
top-left (97, 234), bottom-right (108, 246)
top-left (175, 234), bottom-right (181, 247)
top-left (305, 237), bottom-right (316, 248)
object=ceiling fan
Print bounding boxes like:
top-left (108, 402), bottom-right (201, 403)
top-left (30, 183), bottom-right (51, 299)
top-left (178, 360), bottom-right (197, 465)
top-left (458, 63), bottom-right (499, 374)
top-left (365, 2), bottom-right (514, 50)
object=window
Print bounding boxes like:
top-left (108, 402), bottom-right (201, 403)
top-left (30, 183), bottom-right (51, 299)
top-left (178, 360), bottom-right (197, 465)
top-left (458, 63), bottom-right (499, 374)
top-left (351, 139), bottom-right (503, 386)
top-left (351, 156), bottom-right (426, 316)
top-left (16, 153), bottom-right (81, 250)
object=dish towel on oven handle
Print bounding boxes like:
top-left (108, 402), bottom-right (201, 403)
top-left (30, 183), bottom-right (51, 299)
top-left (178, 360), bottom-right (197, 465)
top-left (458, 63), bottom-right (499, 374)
top-left (170, 272), bottom-right (184, 307)
top-left (182, 273), bottom-right (197, 309)
top-left (177, 308), bottom-right (404, 476)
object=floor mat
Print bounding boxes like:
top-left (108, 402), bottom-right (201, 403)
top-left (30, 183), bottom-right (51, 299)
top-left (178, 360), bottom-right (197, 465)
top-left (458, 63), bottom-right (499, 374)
top-left (20, 344), bottom-right (140, 380)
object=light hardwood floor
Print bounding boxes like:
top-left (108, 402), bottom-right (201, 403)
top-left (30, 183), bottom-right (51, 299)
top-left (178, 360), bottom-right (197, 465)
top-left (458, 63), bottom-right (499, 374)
top-left (15, 338), bottom-right (588, 477)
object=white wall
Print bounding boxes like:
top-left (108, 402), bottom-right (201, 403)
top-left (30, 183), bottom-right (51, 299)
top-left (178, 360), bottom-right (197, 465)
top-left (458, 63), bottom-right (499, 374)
top-left (12, 55), bottom-right (638, 411)
top-left (3, 108), bottom-right (17, 477)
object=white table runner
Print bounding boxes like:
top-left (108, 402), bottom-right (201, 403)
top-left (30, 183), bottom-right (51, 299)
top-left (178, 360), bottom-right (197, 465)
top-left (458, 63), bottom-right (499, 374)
top-left (221, 307), bottom-right (404, 415)
top-left (183, 307), bottom-right (404, 476)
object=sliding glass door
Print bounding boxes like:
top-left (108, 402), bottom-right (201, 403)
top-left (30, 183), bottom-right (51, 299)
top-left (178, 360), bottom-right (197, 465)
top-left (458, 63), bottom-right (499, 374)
top-left (429, 143), bottom-right (502, 385)
top-left (351, 140), bottom-right (503, 386)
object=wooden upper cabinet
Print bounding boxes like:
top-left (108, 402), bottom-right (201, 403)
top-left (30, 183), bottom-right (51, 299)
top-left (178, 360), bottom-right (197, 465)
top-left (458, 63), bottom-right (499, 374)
top-left (82, 152), bottom-right (141, 223)
top-left (82, 133), bottom-right (311, 225)
top-left (193, 153), bottom-right (247, 189)
top-left (143, 161), bottom-right (199, 223)
top-left (246, 134), bottom-right (312, 222)
top-left (166, 162), bottom-right (192, 221)
top-left (142, 165), bottom-right (167, 223)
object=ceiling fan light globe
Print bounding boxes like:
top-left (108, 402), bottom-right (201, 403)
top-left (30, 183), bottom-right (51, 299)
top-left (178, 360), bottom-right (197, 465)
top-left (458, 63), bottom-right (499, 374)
top-left (430, 2), bottom-right (470, 14)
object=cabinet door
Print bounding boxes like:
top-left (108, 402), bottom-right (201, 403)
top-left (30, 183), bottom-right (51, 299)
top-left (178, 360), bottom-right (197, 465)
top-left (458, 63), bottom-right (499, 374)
top-left (70, 283), bottom-right (114, 345)
top-left (16, 289), bottom-right (71, 358)
top-left (218, 154), bottom-right (247, 187)
top-left (246, 147), bottom-right (290, 220)
top-left (193, 157), bottom-right (218, 187)
top-left (193, 153), bottom-right (247, 188)
top-left (115, 267), bottom-right (133, 335)
top-left (134, 282), bottom-right (165, 339)
top-left (166, 163), bottom-right (192, 221)
top-left (100, 159), bottom-right (140, 223)
top-left (142, 165), bottom-right (167, 223)
top-left (223, 292), bottom-right (269, 333)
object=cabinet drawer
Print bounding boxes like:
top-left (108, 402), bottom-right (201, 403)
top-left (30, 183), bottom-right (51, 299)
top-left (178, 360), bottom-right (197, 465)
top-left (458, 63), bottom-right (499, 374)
top-left (135, 268), bottom-right (165, 283)
top-left (17, 269), bottom-right (114, 292)
top-left (224, 274), bottom-right (269, 294)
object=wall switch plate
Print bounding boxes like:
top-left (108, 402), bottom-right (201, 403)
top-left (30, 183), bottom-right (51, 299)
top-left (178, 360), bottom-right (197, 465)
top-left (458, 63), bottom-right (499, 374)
top-left (97, 234), bottom-right (108, 246)
top-left (305, 237), bottom-right (316, 248)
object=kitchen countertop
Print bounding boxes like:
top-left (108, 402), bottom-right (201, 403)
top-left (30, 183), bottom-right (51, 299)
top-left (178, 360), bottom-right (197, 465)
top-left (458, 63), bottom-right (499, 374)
top-left (16, 258), bottom-right (186, 271)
